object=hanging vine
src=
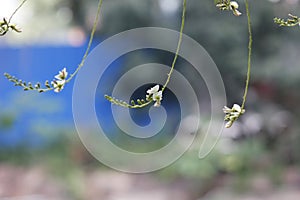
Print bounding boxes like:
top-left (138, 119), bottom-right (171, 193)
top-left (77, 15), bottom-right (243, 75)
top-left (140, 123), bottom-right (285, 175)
top-left (2, 0), bottom-right (298, 128)
top-left (4, 0), bottom-right (104, 93)
top-left (0, 0), bottom-right (26, 36)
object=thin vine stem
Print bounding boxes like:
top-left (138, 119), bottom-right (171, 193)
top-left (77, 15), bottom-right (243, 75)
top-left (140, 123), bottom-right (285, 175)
top-left (66, 0), bottom-right (103, 83)
top-left (8, 0), bottom-right (28, 23)
top-left (105, 0), bottom-right (187, 108)
top-left (4, 0), bottom-right (104, 92)
top-left (162, 0), bottom-right (186, 92)
top-left (241, 0), bottom-right (252, 110)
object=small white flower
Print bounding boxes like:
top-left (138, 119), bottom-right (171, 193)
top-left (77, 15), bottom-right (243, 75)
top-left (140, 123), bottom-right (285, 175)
top-left (230, 1), bottom-right (242, 16)
top-left (232, 9), bottom-right (242, 16)
top-left (153, 91), bottom-right (162, 107)
top-left (153, 90), bottom-right (162, 101)
top-left (225, 120), bottom-right (234, 128)
top-left (230, 1), bottom-right (239, 9)
top-left (55, 68), bottom-right (68, 80)
top-left (52, 80), bottom-right (66, 93)
top-left (223, 106), bottom-right (231, 114)
top-left (232, 104), bottom-right (242, 112)
top-left (147, 85), bottom-right (159, 95)
top-left (146, 85), bottom-right (163, 107)
top-left (223, 103), bottom-right (245, 128)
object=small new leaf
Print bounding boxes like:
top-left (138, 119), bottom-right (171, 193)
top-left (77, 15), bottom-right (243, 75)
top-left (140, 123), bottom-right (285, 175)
top-left (104, 95), bottom-right (152, 109)
top-left (0, 18), bottom-right (22, 36)
top-left (4, 72), bottom-right (53, 92)
top-left (10, 25), bottom-right (22, 33)
top-left (104, 95), bottom-right (131, 108)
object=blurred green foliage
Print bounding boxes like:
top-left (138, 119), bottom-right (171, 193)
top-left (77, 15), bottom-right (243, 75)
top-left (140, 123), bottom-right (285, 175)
top-left (0, 113), bottom-right (15, 130)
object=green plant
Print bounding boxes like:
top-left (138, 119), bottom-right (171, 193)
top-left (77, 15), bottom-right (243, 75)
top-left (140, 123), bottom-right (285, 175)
top-left (4, 0), bottom-right (104, 93)
top-left (2, 0), bottom-right (298, 128)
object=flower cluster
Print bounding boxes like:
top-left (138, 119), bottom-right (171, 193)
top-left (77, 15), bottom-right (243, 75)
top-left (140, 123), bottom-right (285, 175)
top-left (105, 84), bottom-right (163, 109)
top-left (146, 85), bottom-right (163, 107)
top-left (223, 104), bottom-right (245, 128)
top-left (0, 18), bottom-right (21, 36)
top-left (216, 0), bottom-right (242, 16)
top-left (274, 14), bottom-right (300, 27)
top-left (51, 68), bottom-right (68, 93)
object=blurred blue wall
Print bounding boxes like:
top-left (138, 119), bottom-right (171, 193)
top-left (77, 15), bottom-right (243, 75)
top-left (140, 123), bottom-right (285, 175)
top-left (0, 39), bottom-right (104, 147)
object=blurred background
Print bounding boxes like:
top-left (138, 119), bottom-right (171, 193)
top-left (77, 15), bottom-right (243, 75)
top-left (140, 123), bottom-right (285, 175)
top-left (1, 0), bottom-right (300, 199)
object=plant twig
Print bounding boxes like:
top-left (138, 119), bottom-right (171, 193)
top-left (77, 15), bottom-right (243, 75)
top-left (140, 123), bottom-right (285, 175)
top-left (5, 0), bottom-right (104, 92)
top-left (241, 0), bottom-right (252, 110)
top-left (105, 0), bottom-right (187, 108)
top-left (162, 0), bottom-right (186, 92)
top-left (8, 0), bottom-right (28, 23)
top-left (67, 0), bottom-right (104, 83)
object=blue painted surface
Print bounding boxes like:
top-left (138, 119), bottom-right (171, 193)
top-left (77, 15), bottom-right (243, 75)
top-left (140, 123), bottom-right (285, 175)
top-left (0, 39), bottom-right (105, 147)
top-left (0, 40), bottom-right (181, 148)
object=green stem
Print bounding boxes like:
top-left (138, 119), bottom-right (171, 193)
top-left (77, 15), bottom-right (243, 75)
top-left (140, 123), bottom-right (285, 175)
top-left (105, 0), bottom-right (187, 108)
top-left (162, 0), bottom-right (186, 92)
top-left (8, 0), bottom-right (28, 23)
top-left (241, 0), bottom-right (252, 110)
top-left (4, 0), bottom-right (103, 92)
top-left (66, 0), bottom-right (104, 83)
